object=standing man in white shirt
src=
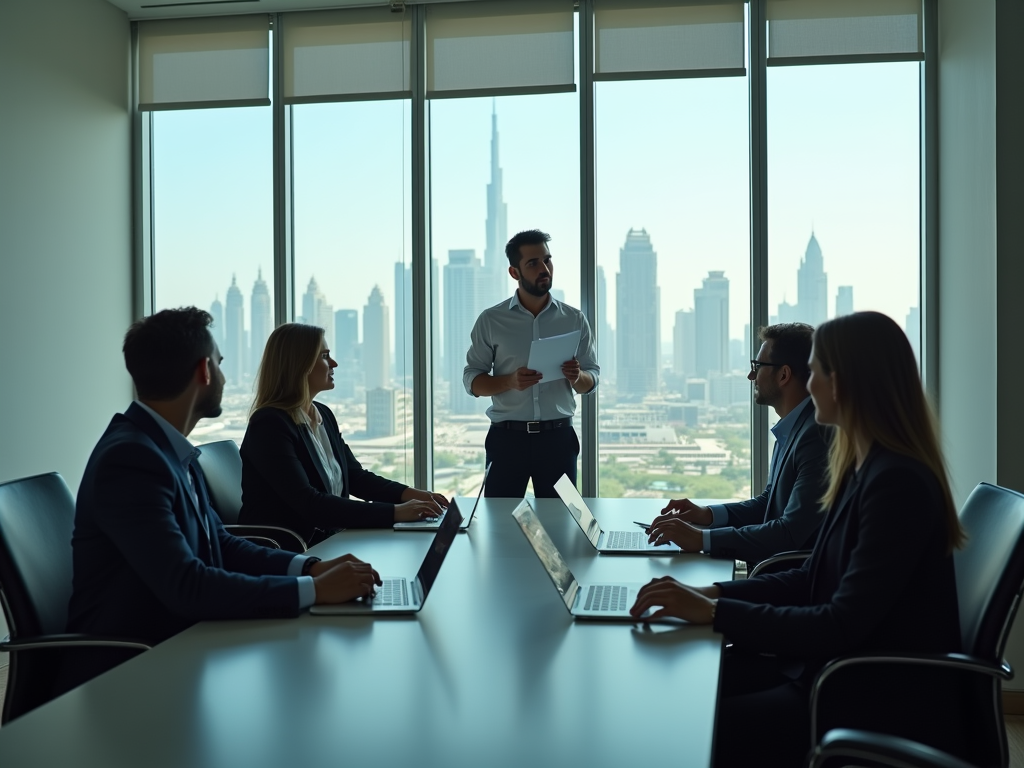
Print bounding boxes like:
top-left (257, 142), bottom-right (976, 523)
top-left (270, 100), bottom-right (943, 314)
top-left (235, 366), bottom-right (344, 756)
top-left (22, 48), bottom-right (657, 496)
top-left (464, 230), bottom-right (600, 498)
top-left (646, 323), bottom-right (830, 568)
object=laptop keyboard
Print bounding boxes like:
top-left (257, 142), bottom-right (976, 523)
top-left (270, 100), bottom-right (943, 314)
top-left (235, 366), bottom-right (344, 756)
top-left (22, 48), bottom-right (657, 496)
top-left (373, 578), bottom-right (409, 606)
top-left (605, 530), bottom-right (647, 550)
top-left (583, 584), bottom-right (628, 612)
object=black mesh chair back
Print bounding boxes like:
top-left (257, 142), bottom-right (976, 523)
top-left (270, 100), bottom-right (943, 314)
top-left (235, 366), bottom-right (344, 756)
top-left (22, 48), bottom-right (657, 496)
top-left (195, 440), bottom-right (243, 525)
top-left (0, 472), bottom-right (76, 720)
top-left (955, 482), bottom-right (1024, 662)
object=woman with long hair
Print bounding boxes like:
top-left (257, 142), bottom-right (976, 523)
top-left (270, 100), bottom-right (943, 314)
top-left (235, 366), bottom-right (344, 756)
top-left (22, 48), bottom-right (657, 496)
top-left (240, 323), bottom-right (447, 543)
top-left (631, 311), bottom-right (965, 766)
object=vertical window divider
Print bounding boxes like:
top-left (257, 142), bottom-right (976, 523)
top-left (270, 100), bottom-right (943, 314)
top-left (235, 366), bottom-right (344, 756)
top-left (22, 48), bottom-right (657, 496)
top-left (920, 0), bottom-right (938, 404)
top-left (272, 13), bottom-right (294, 328)
top-left (578, 0), bottom-right (598, 497)
top-left (749, 0), bottom-right (770, 496)
top-left (411, 3), bottom-right (434, 491)
top-left (131, 21), bottom-right (155, 321)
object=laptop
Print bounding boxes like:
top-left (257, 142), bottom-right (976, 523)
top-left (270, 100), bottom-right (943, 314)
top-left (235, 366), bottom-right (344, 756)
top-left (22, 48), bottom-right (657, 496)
top-left (394, 463), bottom-right (491, 531)
top-left (553, 474), bottom-right (680, 554)
top-left (310, 503), bottom-right (464, 615)
top-left (513, 499), bottom-right (654, 621)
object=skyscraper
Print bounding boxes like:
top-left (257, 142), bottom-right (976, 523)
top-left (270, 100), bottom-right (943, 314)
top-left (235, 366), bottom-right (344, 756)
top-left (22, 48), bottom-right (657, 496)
top-left (363, 285), bottom-right (390, 390)
top-left (835, 285), bottom-right (854, 318)
top-left (615, 228), bottom-right (660, 398)
top-left (796, 232), bottom-right (828, 326)
top-left (301, 276), bottom-right (334, 350)
top-left (209, 295), bottom-right (224, 351)
top-left (673, 309), bottom-right (695, 379)
top-left (334, 308), bottom-right (359, 399)
top-left (366, 387), bottom-right (397, 438)
top-left (250, 268), bottom-right (272, 378)
top-left (483, 103), bottom-right (508, 311)
top-left (694, 271), bottom-right (729, 379)
top-left (444, 249), bottom-right (486, 414)
top-left (224, 275), bottom-right (245, 386)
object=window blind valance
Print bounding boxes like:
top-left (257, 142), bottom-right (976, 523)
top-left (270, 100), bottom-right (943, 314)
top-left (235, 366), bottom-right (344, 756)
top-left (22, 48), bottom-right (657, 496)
top-left (594, 0), bottom-right (746, 81)
top-left (426, 0), bottom-right (575, 99)
top-left (138, 15), bottom-right (270, 111)
top-left (282, 8), bottom-right (411, 105)
top-left (767, 0), bottom-right (923, 66)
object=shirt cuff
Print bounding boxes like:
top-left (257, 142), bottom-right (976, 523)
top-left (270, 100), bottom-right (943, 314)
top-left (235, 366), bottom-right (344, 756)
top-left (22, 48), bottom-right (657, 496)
top-left (297, 576), bottom-right (316, 610)
top-left (708, 504), bottom-right (730, 527)
top-left (288, 555), bottom-right (312, 576)
top-left (702, 528), bottom-right (712, 554)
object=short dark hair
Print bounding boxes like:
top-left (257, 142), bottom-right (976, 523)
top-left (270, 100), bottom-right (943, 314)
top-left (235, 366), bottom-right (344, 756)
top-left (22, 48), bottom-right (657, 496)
top-left (505, 229), bottom-right (551, 268)
top-left (123, 307), bottom-right (215, 400)
top-left (758, 322), bottom-right (814, 386)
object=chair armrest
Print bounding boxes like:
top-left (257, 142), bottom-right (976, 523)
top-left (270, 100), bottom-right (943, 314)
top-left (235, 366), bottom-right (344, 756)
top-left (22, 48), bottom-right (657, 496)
top-left (748, 550), bottom-right (812, 578)
top-left (225, 524), bottom-right (307, 553)
top-left (810, 728), bottom-right (979, 768)
top-left (810, 652), bottom-right (1012, 744)
top-left (0, 633), bottom-right (151, 653)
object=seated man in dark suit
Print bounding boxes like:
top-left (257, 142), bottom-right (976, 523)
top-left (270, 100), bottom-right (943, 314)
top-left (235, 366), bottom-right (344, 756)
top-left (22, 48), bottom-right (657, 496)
top-left (647, 323), bottom-right (830, 568)
top-left (62, 307), bottom-right (380, 691)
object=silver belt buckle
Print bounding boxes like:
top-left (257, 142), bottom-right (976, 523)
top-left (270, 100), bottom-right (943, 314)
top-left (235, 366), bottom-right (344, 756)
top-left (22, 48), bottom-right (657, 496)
top-left (526, 421), bottom-right (541, 434)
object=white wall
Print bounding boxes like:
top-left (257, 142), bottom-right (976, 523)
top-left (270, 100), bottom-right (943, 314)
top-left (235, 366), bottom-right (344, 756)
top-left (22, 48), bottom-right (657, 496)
top-left (0, 0), bottom-right (133, 491)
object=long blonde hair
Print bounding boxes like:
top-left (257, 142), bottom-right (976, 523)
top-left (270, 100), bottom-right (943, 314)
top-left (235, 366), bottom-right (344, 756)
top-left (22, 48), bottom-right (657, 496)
top-left (814, 312), bottom-right (964, 552)
top-left (250, 323), bottom-right (324, 424)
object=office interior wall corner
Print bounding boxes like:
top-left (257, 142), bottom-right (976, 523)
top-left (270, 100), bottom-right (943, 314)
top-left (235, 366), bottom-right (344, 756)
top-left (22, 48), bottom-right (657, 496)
top-left (0, 0), bottom-right (133, 492)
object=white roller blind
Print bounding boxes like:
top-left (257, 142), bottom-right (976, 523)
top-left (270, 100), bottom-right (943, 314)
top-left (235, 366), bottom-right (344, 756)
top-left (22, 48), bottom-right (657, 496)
top-left (282, 9), bottom-right (411, 104)
top-left (767, 0), bottom-right (923, 64)
top-left (594, 1), bottom-right (745, 80)
top-left (138, 15), bottom-right (270, 111)
top-left (427, 0), bottom-right (575, 99)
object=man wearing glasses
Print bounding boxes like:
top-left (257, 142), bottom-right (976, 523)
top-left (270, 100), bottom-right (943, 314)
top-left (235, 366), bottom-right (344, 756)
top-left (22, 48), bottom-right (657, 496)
top-left (646, 323), bottom-right (830, 569)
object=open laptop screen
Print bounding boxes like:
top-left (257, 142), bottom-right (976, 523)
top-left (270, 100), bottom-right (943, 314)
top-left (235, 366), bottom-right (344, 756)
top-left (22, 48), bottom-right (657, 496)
top-left (512, 499), bottom-right (576, 611)
top-left (553, 474), bottom-right (602, 548)
top-left (414, 503), bottom-right (463, 599)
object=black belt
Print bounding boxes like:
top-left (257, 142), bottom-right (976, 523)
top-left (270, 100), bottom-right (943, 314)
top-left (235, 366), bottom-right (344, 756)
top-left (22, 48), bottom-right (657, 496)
top-left (493, 418), bottom-right (571, 434)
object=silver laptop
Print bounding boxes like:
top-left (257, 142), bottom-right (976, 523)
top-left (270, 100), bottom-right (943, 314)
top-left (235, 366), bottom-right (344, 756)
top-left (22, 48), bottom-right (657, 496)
top-left (513, 499), bottom-right (654, 621)
top-left (553, 474), bottom-right (680, 554)
top-left (310, 503), bottom-right (463, 615)
top-left (394, 463), bottom-right (491, 531)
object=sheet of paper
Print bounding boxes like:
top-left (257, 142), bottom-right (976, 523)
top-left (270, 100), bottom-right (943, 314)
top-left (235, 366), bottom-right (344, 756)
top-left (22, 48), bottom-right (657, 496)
top-left (526, 330), bottom-right (582, 384)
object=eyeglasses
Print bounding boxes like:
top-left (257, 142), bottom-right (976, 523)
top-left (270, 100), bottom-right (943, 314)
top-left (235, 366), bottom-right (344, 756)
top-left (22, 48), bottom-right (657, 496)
top-left (750, 360), bottom-right (784, 374)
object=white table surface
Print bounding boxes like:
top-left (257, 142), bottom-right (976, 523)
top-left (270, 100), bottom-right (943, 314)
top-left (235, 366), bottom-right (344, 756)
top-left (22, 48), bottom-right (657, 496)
top-left (0, 497), bottom-right (734, 768)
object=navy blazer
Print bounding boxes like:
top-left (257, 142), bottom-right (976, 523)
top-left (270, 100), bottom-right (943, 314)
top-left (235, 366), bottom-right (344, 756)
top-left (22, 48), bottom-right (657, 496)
top-left (715, 445), bottom-right (961, 663)
top-left (66, 403), bottom-right (300, 648)
top-left (709, 398), bottom-right (830, 565)
top-left (239, 402), bottom-right (407, 542)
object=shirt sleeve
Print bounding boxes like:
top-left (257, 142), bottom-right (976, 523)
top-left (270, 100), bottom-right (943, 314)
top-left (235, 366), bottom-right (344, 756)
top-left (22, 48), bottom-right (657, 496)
top-left (297, 576), bottom-right (316, 609)
top-left (575, 313), bottom-right (600, 393)
top-left (463, 314), bottom-right (494, 396)
top-left (708, 504), bottom-right (730, 527)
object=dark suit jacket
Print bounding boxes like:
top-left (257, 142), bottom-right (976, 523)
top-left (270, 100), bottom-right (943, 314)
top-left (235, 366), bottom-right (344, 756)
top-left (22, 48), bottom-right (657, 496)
top-left (713, 445), bottom-right (965, 753)
top-left (239, 402), bottom-right (407, 541)
top-left (709, 398), bottom-right (830, 565)
top-left (64, 403), bottom-right (300, 686)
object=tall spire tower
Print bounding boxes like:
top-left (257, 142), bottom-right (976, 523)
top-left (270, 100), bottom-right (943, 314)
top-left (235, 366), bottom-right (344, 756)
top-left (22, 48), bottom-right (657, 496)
top-left (483, 102), bottom-right (508, 307)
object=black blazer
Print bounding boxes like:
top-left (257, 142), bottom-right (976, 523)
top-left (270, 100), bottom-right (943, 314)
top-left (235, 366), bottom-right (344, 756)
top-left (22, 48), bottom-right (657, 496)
top-left (240, 401), bottom-right (407, 541)
top-left (64, 403), bottom-right (300, 688)
top-left (713, 444), bottom-right (965, 753)
top-left (709, 398), bottom-right (830, 565)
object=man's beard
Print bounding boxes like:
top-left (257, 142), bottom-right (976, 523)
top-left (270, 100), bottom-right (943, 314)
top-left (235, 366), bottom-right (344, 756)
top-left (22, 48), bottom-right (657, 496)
top-left (520, 275), bottom-right (551, 298)
top-left (196, 384), bottom-right (224, 419)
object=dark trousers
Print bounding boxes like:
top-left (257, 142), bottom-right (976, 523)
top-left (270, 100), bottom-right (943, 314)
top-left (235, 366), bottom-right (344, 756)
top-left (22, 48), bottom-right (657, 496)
top-left (484, 423), bottom-right (579, 498)
top-left (714, 649), bottom-right (810, 768)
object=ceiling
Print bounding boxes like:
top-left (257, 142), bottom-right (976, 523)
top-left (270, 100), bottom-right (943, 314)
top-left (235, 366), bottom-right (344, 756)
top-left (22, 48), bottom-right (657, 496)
top-left (104, 0), bottom-right (477, 21)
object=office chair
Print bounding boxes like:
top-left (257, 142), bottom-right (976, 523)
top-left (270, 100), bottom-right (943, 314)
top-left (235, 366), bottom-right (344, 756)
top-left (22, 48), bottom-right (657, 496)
top-left (195, 439), bottom-right (306, 553)
top-left (749, 549), bottom-right (812, 577)
top-left (808, 482), bottom-right (1024, 768)
top-left (809, 729), bottom-right (979, 768)
top-left (0, 473), bottom-right (150, 723)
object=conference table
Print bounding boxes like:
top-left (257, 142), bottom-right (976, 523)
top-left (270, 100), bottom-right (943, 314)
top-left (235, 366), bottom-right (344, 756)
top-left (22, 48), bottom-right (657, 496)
top-left (0, 496), bottom-right (734, 768)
